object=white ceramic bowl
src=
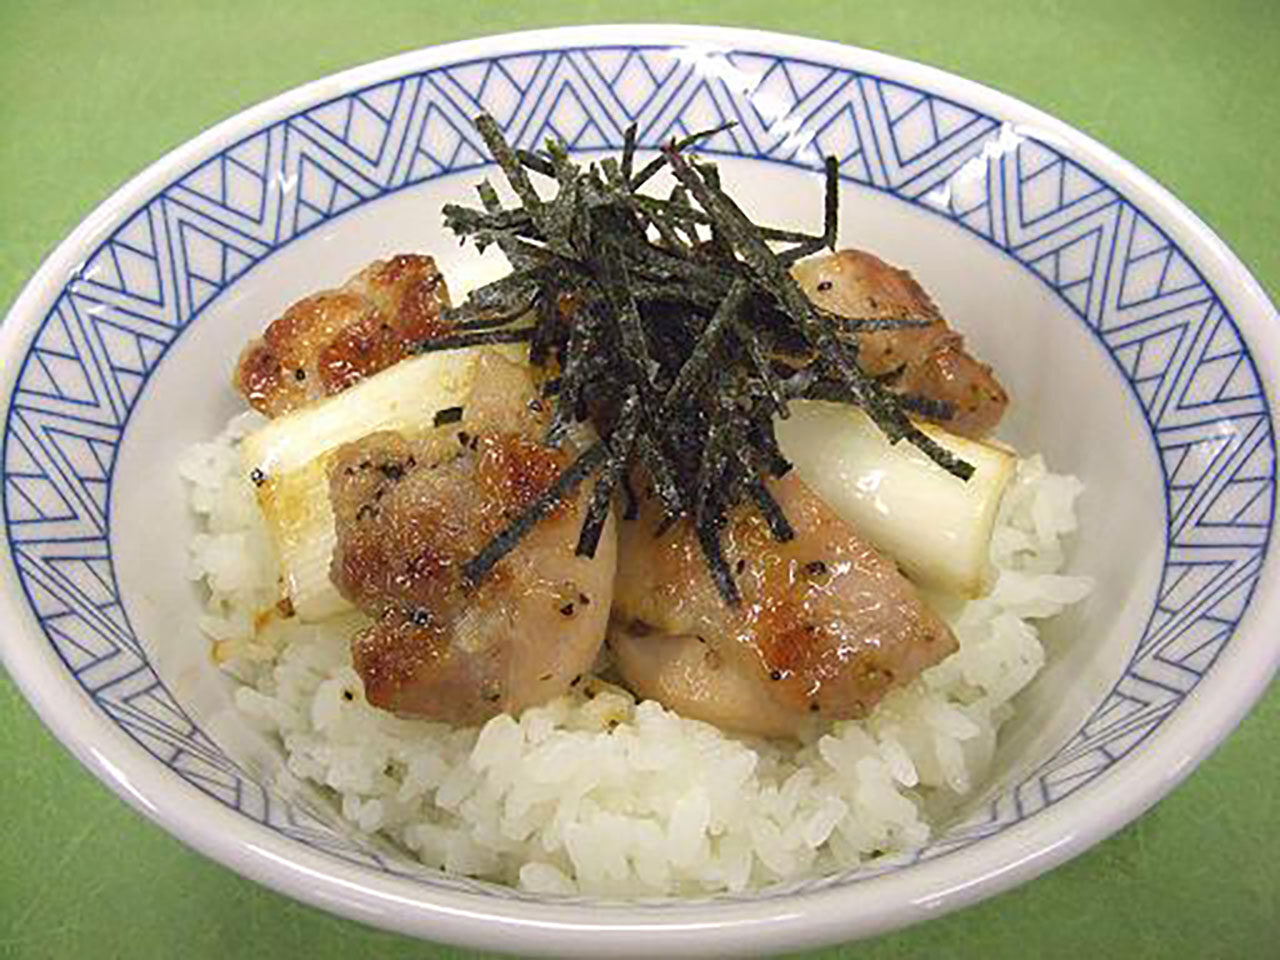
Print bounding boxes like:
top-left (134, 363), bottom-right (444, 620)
top-left (2, 25), bottom-right (1276, 958)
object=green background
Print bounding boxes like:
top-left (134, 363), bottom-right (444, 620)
top-left (1, 1), bottom-right (1276, 957)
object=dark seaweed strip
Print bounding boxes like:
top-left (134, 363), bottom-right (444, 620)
top-left (613, 177), bottom-right (688, 253)
top-left (469, 179), bottom-right (543, 275)
top-left (545, 138), bottom-right (577, 183)
top-left (631, 195), bottom-right (828, 247)
top-left (731, 315), bottom-right (789, 418)
top-left (577, 163), bottom-right (615, 214)
top-left (517, 148), bottom-right (556, 177)
top-left (451, 310), bottom-right (534, 333)
top-left (613, 232), bottom-right (738, 291)
top-left (695, 518), bottom-right (740, 606)
top-left (598, 156), bottom-right (624, 189)
top-left (542, 139), bottom-right (584, 260)
top-left (745, 476), bottom-right (795, 542)
top-left (694, 404), bottom-right (734, 525)
top-left (862, 379), bottom-right (974, 479)
top-left (529, 283), bottom-right (560, 368)
top-left (696, 162), bottom-right (735, 260)
top-left (661, 280), bottom-right (749, 413)
top-left (635, 194), bottom-right (710, 227)
top-left (575, 469), bottom-right (617, 558)
top-left (414, 327), bottom-right (534, 353)
top-left (621, 123), bottom-right (638, 183)
top-left (629, 121), bottom-right (737, 189)
top-left (476, 180), bottom-right (502, 212)
top-left (461, 231), bottom-right (583, 272)
top-left (666, 185), bottom-right (702, 247)
top-left (441, 204), bottom-right (534, 237)
top-left (634, 195), bottom-right (687, 253)
top-left (777, 238), bottom-right (829, 266)
top-left (634, 428), bottom-right (684, 524)
top-left (463, 267), bottom-right (545, 306)
top-left (627, 278), bottom-right (724, 307)
top-left (619, 470), bottom-right (639, 520)
top-left (747, 414), bottom-right (792, 478)
top-left (664, 149), bottom-right (849, 371)
top-left (461, 442), bottom-right (609, 585)
top-left (894, 392), bottom-right (955, 421)
top-left (543, 177), bottom-right (581, 260)
top-left (794, 375), bottom-right (969, 477)
top-left (762, 226), bottom-right (824, 245)
top-left (900, 422), bottom-right (974, 480)
top-left (575, 391), bottom-right (641, 557)
top-left (693, 406), bottom-right (780, 603)
top-left (432, 405), bottom-right (464, 426)
top-left (593, 230), bottom-right (664, 404)
top-left (645, 190), bottom-right (716, 239)
top-left (544, 301), bottom-right (594, 446)
top-left (475, 114), bottom-right (545, 217)
top-left (444, 270), bottom-right (543, 329)
top-left (571, 168), bottom-right (603, 261)
top-left (823, 155), bottom-right (839, 250)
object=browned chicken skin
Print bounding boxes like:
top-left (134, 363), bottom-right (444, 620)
top-left (610, 473), bottom-right (956, 739)
top-left (792, 249), bottom-right (1008, 438)
top-left (326, 353), bottom-right (616, 724)
top-left (236, 254), bottom-right (452, 417)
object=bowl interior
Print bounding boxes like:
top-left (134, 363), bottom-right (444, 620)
top-left (112, 159), bottom-right (1164, 878)
top-left (4, 35), bottom-right (1273, 911)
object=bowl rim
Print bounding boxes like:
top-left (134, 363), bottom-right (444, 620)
top-left (1, 22), bottom-right (1277, 958)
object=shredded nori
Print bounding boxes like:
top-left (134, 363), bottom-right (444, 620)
top-left (432, 405), bottom-right (464, 427)
top-left (431, 114), bottom-right (972, 604)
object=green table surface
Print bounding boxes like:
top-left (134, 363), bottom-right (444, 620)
top-left (2, 1), bottom-right (1277, 957)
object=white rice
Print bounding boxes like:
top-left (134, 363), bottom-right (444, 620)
top-left (180, 414), bottom-right (1091, 896)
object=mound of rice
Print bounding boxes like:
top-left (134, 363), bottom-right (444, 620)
top-left (180, 413), bottom-right (1091, 896)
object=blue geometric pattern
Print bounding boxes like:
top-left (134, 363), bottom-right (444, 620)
top-left (2, 45), bottom-right (1273, 902)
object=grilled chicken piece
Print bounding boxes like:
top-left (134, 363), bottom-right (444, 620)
top-left (237, 254), bottom-right (451, 417)
top-left (327, 353), bottom-right (615, 723)
top-left (610, 473), bottom-right (955, 739)
top-left (793, 249), bottom-right (1008, 438)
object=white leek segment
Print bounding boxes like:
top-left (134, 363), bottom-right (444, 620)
top-left (240, 344), bottom-right (525, 620)
top-left (775, 402), bottom-right (1014, 596)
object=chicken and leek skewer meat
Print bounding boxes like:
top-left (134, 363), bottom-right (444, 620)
top-left (606, 250), bottom-right (1004, 737)
top-left (793, 249), bottom-right (1008, 439)
top-left (322, 353), bottom-right (616, 724)
top-left (231, 244), bottom-right (1007, 734)
top-left (610, 472), bottom-right (956, 738)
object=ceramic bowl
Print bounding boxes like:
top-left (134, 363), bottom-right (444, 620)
top-left (2, 24), bottom-right (1276, 958)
